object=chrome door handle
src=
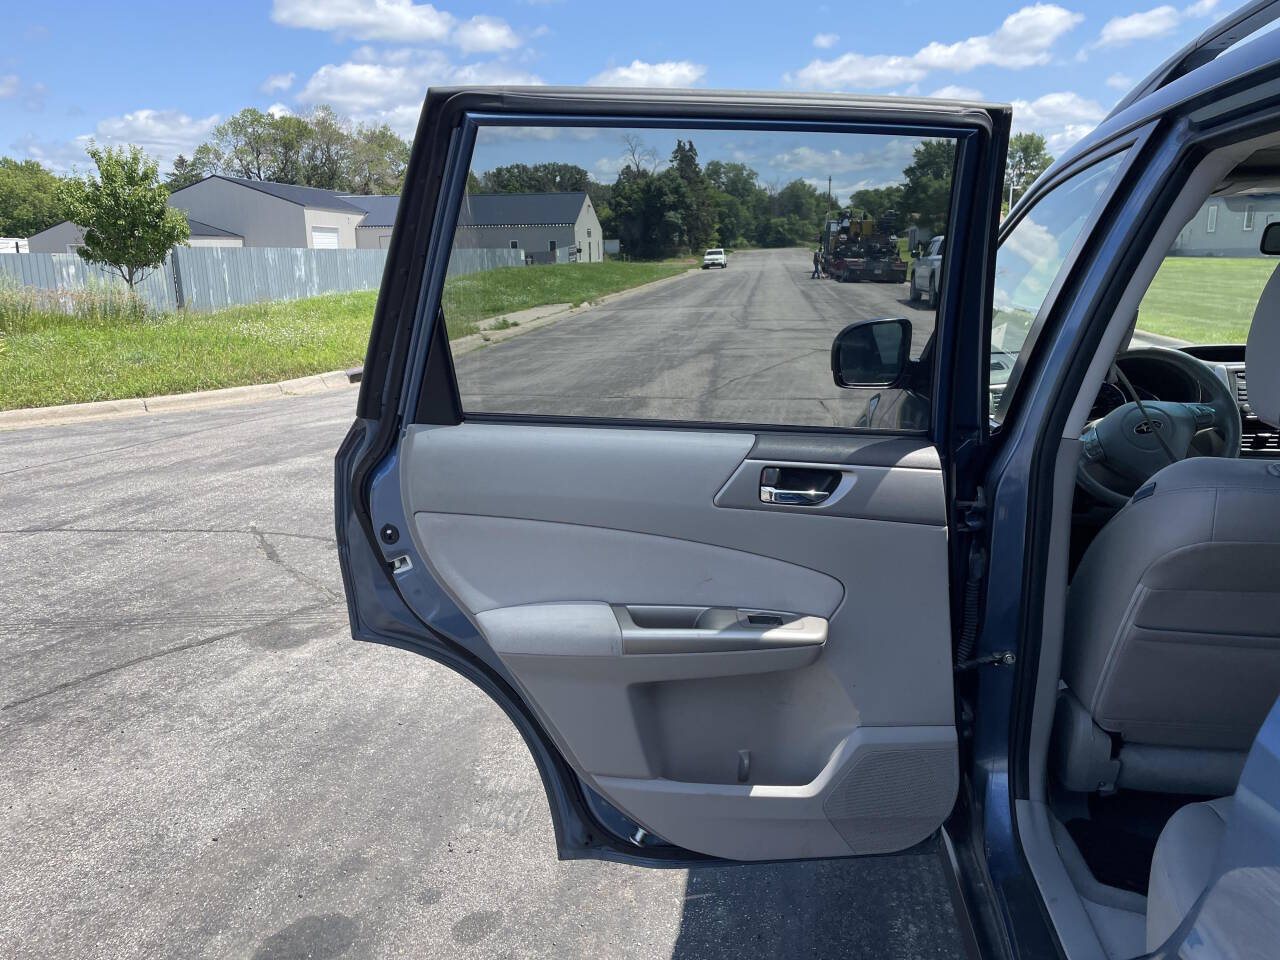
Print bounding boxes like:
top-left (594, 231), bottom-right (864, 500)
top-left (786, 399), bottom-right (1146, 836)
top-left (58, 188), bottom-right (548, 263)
top-left (759, 485), bottom-right (831, 505)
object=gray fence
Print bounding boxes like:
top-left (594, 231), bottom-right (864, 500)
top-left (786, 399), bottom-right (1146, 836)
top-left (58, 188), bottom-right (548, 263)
top-left (0, 251), bottom-right (178, 311)
top-left (172, 247), bottom-right (388, 311)
top-left (446, 247), bottom-right (526, 276)
top-left (1, 243), bottom-right (565, 314)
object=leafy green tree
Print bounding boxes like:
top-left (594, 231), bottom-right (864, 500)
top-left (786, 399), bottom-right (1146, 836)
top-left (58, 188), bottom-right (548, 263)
top-left (302, 105), bottom-right (353, 190)
top-left (0, 157), bottom-right (66, 236)
top-left (207, 108), bottom-right (279, 180)
top-left (480, 162), bottom-right (592, 193)
top-left (901, 139), bottom-right (957, 236)
top-left (669, 140), bottom-right (717, 250)
top-left (60, 143), bottom-right (190, 291)
top-left (848, 184), bottom-right (904, 221)
top-left (349, 123), bottom-right (410, 194)
top-left (1005, 132), bottom-right (1053, 207)
top-left (269, 114), bottom-right (313, 185)
top-left (164, 154), bottom-right (203, 192)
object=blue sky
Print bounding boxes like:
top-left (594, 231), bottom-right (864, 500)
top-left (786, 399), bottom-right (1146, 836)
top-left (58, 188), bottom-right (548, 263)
top-left (0, 0), bottom-right (1235, 177)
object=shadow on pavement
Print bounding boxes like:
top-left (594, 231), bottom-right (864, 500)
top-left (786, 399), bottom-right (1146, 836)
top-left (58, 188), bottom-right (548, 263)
top-left (670, 855), bottom-right (966, 960)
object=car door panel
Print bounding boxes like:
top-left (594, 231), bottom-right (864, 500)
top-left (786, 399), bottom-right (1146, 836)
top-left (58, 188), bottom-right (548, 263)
top-left (340, 87), bottom-right (1010, 864)
top-left (396, 421), bottom-right (956, 859)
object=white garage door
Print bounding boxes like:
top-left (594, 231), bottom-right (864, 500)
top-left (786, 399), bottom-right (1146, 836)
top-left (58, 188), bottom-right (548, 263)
top-left (311, 226), bottom-right (339, 249)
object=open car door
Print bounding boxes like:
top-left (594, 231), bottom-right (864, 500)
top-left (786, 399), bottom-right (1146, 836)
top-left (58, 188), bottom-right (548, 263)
top-left (336, 88), bottom-right (1009, 863)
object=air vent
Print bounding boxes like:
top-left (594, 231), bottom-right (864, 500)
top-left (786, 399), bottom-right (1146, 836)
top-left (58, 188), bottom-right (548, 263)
top-left (1234, 369), bottom-right (1248, 404)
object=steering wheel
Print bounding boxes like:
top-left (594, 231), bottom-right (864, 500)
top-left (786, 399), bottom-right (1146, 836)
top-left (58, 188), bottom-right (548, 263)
top-left (1078, 347), bottom-right (1242, 508)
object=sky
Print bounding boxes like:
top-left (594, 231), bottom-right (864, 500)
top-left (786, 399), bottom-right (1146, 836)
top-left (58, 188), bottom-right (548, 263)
top-left (0, 0), bottom-right (1239, 180)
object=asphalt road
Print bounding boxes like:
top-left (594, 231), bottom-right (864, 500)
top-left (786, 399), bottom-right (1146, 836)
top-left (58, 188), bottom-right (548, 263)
top-left (0, 250), bottom-right (966, 959)
top-left (456, 247), bottom-right (935, 426)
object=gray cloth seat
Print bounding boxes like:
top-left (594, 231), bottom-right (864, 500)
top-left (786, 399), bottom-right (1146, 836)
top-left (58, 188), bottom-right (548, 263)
top-left (1146, 796), bottom-right (1231, 952)
top-left (1057, 264), bottom-right (1280, 794)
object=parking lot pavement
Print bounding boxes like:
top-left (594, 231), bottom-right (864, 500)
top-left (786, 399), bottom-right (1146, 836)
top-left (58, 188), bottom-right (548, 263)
top-left (1, 260), bottom-right (967, 959)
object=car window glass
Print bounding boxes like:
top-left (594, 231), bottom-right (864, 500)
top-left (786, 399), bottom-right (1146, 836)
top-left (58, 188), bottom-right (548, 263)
top-left (1134, 195), bottom-right (1280, 345)
top-left (442, 123), bottom-right (962, 431)
top-left (990, 151), bottom-right (1128, 422)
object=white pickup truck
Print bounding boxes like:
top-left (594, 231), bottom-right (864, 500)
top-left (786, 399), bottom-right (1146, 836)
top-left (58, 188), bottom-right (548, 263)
top-left (909, 235), bottom-right (944, 307)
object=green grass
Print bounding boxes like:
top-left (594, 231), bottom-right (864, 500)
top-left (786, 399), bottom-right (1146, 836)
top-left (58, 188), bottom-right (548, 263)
top-left (0, 259), bottom-right (694, 411)
top-left (1135, 256), bottom-right (1272, 343)
top-left (440, 258), bottom-right (691, 336)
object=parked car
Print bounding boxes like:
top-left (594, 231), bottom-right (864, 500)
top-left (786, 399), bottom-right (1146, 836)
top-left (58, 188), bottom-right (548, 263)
top-left (337, 6), bottom-right (1280, 956)
top-left (702, 247), bottom-right (727, 269)
top-left (909, 234), bottom-right (944, 306)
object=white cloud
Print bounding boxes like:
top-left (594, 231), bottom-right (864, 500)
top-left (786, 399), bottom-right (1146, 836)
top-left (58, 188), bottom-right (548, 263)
top-left (1097, 6), bottom-right (1181, 47)
top-left (914, 4), bottom-right (1085, 70)
top-left (786, 53), bottom-right (928, 90)
top-left (272, 0), bottom-right (454, 42)
top-left (1105, 72), bottom-right (1134, 90)
top-left (1095, 0), bottom-right (1220, 49)
top-left (453, 15), bottom-right (521, 54)
top-left (786, 4), bottom-right (1083, 90)
top-left (772, 139), bottom-right (917, 177)
top-left (1011, 91), bottom-right (1106, 153)
top-left (930, 84), bottom-right (983, 100)
top-left (261, 72), bottom-right (296, 93)
top-left (272, 0), bottom-right (522, 52)
top-left (813, 32), bottom-right (839, 49)
top-left (266, 102), bottom-right (293, 118)
top-left (63, 108), bottom-right (221, 170)
top-left (587, 59), bottom-right (707, 87)
top-left (0, 74), bottom-right (18, 98)
top-left (296, 51), bottom-right (540, 137)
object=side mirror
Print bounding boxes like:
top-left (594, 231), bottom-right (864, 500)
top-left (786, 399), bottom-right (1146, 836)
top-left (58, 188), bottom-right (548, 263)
top-left (1262, 221), bottom-right (1280, 255)
top-left (831, 318), bottom-right (912, 388)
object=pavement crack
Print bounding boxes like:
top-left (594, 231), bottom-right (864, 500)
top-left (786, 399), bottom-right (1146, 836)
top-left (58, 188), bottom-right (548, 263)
top-left (249, 524), bottom-right (343, 602)
top-left (1, 601), bottom-right (344, 712)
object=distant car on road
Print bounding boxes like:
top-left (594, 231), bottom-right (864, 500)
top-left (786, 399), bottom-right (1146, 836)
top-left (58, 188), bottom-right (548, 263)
top-left (702, 248), bottom-right (727, 269)
top-left (910, 235), bottom-right (944, 306)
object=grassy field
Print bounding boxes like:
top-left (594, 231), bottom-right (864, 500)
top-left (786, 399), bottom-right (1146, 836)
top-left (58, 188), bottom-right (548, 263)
top-left (0, 259), bottom-right (693, 411)
top-left (1135, 256), bottom-right (1271, 343)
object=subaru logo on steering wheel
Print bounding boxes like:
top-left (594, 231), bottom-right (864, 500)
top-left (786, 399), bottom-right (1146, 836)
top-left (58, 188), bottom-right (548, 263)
top-left (1134, 418), bottom-right (1164, 435)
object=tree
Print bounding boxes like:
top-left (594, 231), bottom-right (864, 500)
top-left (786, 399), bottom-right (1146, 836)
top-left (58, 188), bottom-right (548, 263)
top-left (480, 162), bottom-right (591, 194)
top-left (901, 139), bottom-right (957, 236)
top-left (848, 184), bottom-right (904, 221)
top-left (206, 108), bottom-right (279, 180)
top-left (349, 123), bottom-right (410, 194)
top-left (669, 140), bottom-right (717, 251)
top-left (1005, 132), bottom-right (1053, 207)
top-left (302, 105), bottom-right (353, 190)
top-left (60, 143), bottom-right (190, 291)
top-left (0, 157), bottom-right (66, 236)
top-left (269, 114), bottom-right (313, 185)
top-left (164, 155), bottom-right (203, 192)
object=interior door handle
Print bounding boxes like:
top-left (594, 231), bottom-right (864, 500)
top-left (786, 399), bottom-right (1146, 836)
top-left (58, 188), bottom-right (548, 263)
top-left (759, 485), bottom-right (830, 505)
top-left (759, 466), bottom-right (840, 505)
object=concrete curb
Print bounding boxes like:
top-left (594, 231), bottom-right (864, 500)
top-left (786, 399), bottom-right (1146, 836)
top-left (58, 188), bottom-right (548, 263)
top-left (0, 368), bottom-right (362, 431)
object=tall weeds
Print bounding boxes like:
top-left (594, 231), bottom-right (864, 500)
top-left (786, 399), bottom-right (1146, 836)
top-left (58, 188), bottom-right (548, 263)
top-left (0, 274), bottom-right (157, 335)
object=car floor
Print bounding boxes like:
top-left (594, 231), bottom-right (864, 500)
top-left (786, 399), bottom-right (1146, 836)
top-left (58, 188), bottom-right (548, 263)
top-left (1048, 786), bottom-right (1219, 959)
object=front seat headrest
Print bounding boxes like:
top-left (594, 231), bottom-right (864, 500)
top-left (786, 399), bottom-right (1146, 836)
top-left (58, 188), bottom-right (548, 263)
top-left (1247, 263), bottom-right (1280, 429)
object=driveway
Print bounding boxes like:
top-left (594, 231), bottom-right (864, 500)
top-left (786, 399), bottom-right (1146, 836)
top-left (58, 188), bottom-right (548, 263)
top-left (0, 253), bottom-right (966, 959)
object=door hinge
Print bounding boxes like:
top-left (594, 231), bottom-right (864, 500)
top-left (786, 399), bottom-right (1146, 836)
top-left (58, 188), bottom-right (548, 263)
top-left (954, 650), bottom-right (1017, 672)
top-left (954, 485), bottom-right (987, 533)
